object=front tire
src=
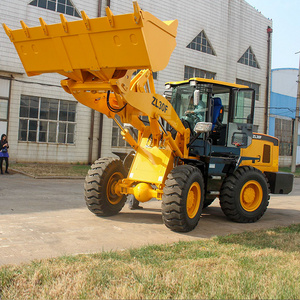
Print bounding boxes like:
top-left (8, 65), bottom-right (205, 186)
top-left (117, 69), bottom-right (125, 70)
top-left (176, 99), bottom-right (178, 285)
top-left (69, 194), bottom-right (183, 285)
top-left (162, 165), bottom-right (204, 232)
top-left (84, 157), bottom-right (127, 216)
top-left (219, 166), bottom-right (270, 223)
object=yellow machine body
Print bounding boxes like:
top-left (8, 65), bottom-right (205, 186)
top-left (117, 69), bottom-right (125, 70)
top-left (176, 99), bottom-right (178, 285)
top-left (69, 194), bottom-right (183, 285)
top-left (3, 2), bottom-right (186, 201)
top-left (240, 133), bottom-right (279, 173)
top-left (3, 2), bottom-right (289, 206)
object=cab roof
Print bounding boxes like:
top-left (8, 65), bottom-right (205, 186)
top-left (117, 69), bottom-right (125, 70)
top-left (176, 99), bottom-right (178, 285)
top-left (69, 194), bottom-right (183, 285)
top-left (165, 78), bottom-right (249, 90)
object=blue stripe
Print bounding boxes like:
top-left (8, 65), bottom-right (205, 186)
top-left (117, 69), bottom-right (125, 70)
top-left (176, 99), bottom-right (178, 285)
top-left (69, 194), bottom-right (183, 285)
top-left (270, 92), bottom-right (297, 118)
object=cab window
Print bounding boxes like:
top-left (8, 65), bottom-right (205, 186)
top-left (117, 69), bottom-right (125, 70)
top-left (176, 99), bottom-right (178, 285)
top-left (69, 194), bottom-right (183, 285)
top-left (232, 90), bottom-right (254, 124)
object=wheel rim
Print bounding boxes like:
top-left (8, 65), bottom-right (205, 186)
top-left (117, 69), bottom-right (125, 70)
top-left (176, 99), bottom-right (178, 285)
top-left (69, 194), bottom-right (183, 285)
top-left (106, 172), bottom-right (123, 205)
top-left (186, 182), bottom-right (201, 219)
top-left (240, 180), bottom-right (263, 212)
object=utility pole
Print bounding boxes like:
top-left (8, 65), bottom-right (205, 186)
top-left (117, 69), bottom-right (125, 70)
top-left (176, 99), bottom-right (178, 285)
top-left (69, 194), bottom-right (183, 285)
top-left (264, 26), bottom-right (273, 134)
top-left (291, 52), bottom-right (300, 172)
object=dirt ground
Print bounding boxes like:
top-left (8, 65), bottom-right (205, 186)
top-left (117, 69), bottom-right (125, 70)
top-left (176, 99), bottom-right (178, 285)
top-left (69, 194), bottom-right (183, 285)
top-left (10, 163), bottom-right (89, 177)
top-left (0, 173), bottom-right (299, 266)
top-left (10, 162), bottom-right (300, 178)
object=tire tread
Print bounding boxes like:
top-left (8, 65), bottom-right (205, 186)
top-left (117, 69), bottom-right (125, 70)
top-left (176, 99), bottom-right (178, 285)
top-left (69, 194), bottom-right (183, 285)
top-left (219, 166), bottom-right (270, 223)
top-left (84, 157), bottom-right (126, 216)
top-left (162, 165), bottom-right (204, 232)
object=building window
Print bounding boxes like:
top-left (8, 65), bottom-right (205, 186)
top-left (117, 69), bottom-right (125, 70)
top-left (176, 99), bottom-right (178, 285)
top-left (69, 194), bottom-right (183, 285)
top-left (111, 116), bottom-right (138, 148)
top-left (19, 95), bottom-right (76, 144)
top-left (133, 70), bottom-right (158, 80)
top-left (29, 0), bottom-right (81, 17)
top-left (275, 118), bottom-right (293, 156)
top-left (238, 47), bottom-right (259, 68)
top-left (236, 79), bottom-right (260, 101)
top-left (187, 30), bottom-right (216, 55)
top-left (112, 116), bottom-right (127, 148)
top-left (184, 66), bottom-right (216, 80)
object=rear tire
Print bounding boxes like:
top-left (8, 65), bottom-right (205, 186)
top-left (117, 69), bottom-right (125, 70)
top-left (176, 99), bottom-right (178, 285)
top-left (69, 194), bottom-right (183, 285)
top-left (162, 165), bottom-right (204, 232)
top-left (84, 157), bottom-right (127, 216)
top-left (219, 166), bottom-right (270, 223)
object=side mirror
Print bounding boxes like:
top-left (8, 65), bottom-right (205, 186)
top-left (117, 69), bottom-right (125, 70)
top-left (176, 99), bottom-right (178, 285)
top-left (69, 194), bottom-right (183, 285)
top-left (193, 90), bottom-right (200, 106)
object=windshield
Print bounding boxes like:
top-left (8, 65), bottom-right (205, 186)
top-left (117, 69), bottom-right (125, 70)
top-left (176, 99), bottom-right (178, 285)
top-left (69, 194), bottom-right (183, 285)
top-left (170, 84), bottom-right (208, 129)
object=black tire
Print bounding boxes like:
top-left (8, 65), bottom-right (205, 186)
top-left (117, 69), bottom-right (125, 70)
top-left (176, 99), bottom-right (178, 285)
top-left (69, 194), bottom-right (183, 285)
top-left (219, 166), bottom-right (270, 223)
top-left (162, 165), bottom-right (204, 232)
top-left (84, 157), bottom-right (127, 216)
top-left (203, 198), bottom-right (215, 209)
top-left (123, 151), bottom-right (135, 172)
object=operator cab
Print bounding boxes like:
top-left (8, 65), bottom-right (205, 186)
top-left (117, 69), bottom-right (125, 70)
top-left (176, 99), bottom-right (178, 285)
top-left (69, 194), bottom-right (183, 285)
top-left (165, 78), bottom-right (255, 149)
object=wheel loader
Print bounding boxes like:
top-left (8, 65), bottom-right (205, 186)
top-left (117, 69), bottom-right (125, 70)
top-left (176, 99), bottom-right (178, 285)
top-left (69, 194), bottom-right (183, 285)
top-left (3, 2), bottom-right (293, 232)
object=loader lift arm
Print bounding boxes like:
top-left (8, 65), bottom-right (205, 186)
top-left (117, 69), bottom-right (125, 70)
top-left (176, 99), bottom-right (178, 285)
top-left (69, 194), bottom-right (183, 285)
top-left (3, 2), bottom-right (189, 202)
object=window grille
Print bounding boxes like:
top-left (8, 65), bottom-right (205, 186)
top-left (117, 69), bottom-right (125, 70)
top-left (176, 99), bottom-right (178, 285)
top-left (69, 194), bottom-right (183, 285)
top-left (236, 79), bottom-right (260, 101)
top-left (19, 95), bottom-right (76, 144)
top-left (111, 115), bottom-right (138, 148)
top-left (29, 0), bottom-right (81, 17)
top-left (238, 47), bottom-right (259, 68)
top-left (184, 66), bottom-right (216, 80)
top-left (187, 31), bottom-right (215, 55)
top-left (275, 118), bottom-right (293, 156)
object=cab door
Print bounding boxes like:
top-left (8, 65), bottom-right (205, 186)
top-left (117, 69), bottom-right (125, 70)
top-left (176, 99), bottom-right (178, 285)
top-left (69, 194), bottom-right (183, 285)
top-left (227, 88), bottom-right (255, 148)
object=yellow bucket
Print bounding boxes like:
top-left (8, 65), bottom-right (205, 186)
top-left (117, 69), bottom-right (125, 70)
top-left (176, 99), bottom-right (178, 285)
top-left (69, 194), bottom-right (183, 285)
top-left (3, 2), bottom-right (178, 80)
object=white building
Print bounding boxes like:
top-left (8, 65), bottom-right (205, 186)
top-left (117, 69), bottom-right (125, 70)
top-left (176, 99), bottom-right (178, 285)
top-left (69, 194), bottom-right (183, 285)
top-left (0, 0), bottom-right (272, 163)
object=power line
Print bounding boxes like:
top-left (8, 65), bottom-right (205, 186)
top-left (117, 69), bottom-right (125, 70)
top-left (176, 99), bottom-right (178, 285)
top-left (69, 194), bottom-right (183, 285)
top-left (12, 78), bottom-right (62, 88)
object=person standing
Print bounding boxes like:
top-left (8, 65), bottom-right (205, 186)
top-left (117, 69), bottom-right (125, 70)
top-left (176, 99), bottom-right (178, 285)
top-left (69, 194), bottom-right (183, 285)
top-left (0, 134), bottom-right (9, 174)
top-left (128, 194), bottom-right (143, 210)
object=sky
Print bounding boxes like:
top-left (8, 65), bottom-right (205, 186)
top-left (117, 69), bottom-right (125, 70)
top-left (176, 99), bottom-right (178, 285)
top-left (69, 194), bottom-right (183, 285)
top-left (246, 0), bottom-right (300, 70)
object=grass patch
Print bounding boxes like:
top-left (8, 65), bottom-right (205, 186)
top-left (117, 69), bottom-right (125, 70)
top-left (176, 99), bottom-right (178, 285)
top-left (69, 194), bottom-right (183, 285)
top-left (1, 224), bottom-right (299, 299)
top-left (279, 166), bottom-right (300, 177)
top-left (10, 163), bottom-right (90, 177)
top-left (217, 223), bottom-right (300, 252)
